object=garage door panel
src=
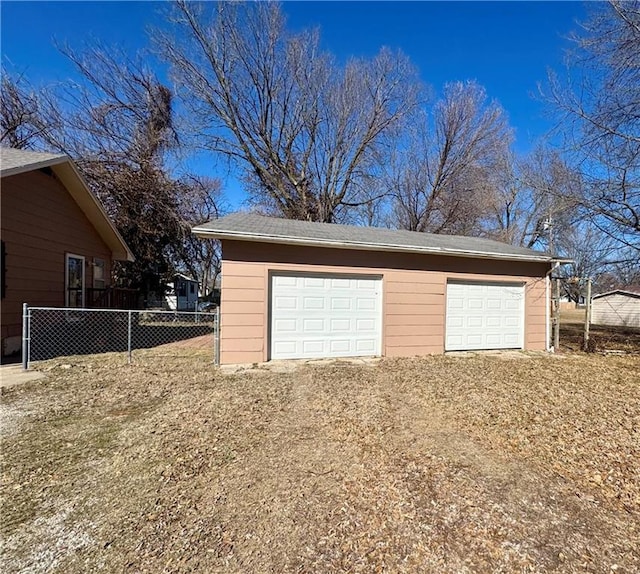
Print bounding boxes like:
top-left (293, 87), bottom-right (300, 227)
top-left (357, 279), bottom-right (376, 290)
top-left (486, 334), bottom-right (502, 345)
top-left (274, 276), bottom-right (297, 288)
top-left (273, 340), bottom-right (297, 355)
top-left (274, 318), bottom-right (297, 332)
top-left (467, 316), bottom-right (483, 328)
top-left (446, 282), bottom-right (524, 351)
top-left (330, 340), bottom-right (350, 353)
top-left (275, 296), bottom-right (297, 310)
top-left (303, 318), bottom-right (324, 332)
top-left (357, 298), bottom-right (376, 311)
top-left (467, 334), bottom-right (483, 346)
top-left (271, 274), bottom-right (382, 360)
top-left (302, 340), bottom-right (324, 353)
top-left (303, 277), bottom-right (324, 288)
top-left (330, 318), bottom-right (351, 331)
top-left (446, 334), bottom-right (463, 346)
top-left (331, 278), bottom-right (351, 289)
top-left (356, 339), bottom-right (376, 353)
top-left (331, 298), bottom-right (351, 310)
top-left (448, 298), bottom-right (464, 309)
top-left (303, 297), bottom-right (325, 310)
top-left (356, 318), bottom-right (376, 331)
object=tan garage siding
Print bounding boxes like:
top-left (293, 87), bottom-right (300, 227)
top-left (525, 278), bottom-right (548, 349)
top-left (219, 260), bottom-right (266, 364)
top-left (384, 270), bottom-right (445, 356)
top-left (219, 240), bottom-right (550, 364)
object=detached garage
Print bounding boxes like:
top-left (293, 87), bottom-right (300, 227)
top-left (193, 213), bottom-right (554, 365)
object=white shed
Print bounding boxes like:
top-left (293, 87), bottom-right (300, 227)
top-left (591, 290), bottom-right (640, 329)
top-left (164, 273), bottom-right (199, 311)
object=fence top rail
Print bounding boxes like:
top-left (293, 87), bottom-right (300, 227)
top-left (24, 306), bottom-right (217, 317)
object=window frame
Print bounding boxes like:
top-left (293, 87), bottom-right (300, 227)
top-left (93, 257), bottom-right (106, 290)
top-left (65, 253), bottom-right (86, 308)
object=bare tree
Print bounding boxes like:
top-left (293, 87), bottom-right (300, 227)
top-left (388, 81), bottom-right (511, 234)
top-left (172, 175), bottom-right (224, 296)
top-left (488, 146), bottom-right (582, 252)
top-left (556, 224), bottom-right (618, 302)
top-left (157, 0), bottom-right (420, 223)
top-left (546, 0), bottom-right (640, 250)
top-left (0, 70), bottom-right (60, 149)
top-left (33, 44), bottom-right (225, 297)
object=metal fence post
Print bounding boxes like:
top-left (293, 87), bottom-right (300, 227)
top-left (583, 278), bottom-right (592, 351)
top-left (215, 306), bottom-right (221, 365)
top-left (127, 310), bottom-right (133, 364)
top-left (21, 303), bottom-right (29, 370)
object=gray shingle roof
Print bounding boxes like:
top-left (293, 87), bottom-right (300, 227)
top-left (1, 147), bottom-right (68, 177)
top-left (593, 289), bottom-right (640, 299)
top-left (193, 212), bottom-right (553, 262)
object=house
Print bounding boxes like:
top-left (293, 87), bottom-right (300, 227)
top-left (192, 213), bottom-right (556, 365)
top-left (591, 290), bottom-right (640, 329)
top-left (164, 273), bottom-right (199, 311)
top-left (1, 148), bottom-right (134, 358)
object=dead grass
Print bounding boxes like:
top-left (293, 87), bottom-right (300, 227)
top-left (1, 351), bottom-right (638, 573)
top-left (560, 308), bottom-right (640, 353)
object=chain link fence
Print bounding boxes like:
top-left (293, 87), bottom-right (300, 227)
top-left (22, 305), bottom-right (220, 368)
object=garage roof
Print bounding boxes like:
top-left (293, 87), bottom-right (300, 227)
top-left (592, 289), bottom-right (640, 300)
top-left (193, 212), bottom-right (553, 263)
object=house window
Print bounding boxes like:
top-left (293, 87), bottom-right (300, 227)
top-left (93, 258), bottom-right (106, 289)
top-left (190, 283), bottom-right (195, 295)
top-left (65, 253), bottom-right (85, 307)
top-left (178, 281), bottom-right (186, 297)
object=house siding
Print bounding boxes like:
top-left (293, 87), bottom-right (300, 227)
top-left (591, 293), bottom-right (640, 329)
top-left (219, 240), bottom-right (550, 365)
top-left (1, 170), bottom-right (112, 354)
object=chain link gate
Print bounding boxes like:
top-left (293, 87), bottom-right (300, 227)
top-left (22, 304), bottom-right (220, 368)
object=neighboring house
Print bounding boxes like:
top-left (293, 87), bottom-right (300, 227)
top-left (164, 273), bottom-right (199, 311)
top-left (1, 148), bottom-right (134, 358)
top-left (193, 213), bottom-right (557, 365)
top-left (591, 290), bottom-right (640, 329)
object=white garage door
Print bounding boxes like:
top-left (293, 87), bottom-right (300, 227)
top-left (270, 274), bottom-right (382, 360)
top-left (446, 281), bottom-right (524, 351)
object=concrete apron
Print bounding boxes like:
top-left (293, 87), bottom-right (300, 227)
top-left (0, 365), bottom-right (46, 389)
top-left (219, 350), bottom-right (556, 374)
top-left (220, 356), bottom-right (383, 374)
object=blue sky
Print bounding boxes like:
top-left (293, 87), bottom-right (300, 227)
top-left (1, 1), bottom-right (588, 206)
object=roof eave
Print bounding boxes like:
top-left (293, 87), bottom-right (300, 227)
top-left (0, 155), bottom-right (68, 178)
top-left (593, 289), bottom-right (640, 300)
top-left (192, 227), bottom-right (553, 264)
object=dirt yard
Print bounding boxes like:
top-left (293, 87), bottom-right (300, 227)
top-left (1, 349), bottom-right (638, 573)
top-left (560, 308), bottom-right (640, 353)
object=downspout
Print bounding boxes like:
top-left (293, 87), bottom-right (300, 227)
top-left (546, 261), bottom-right (560, 352)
